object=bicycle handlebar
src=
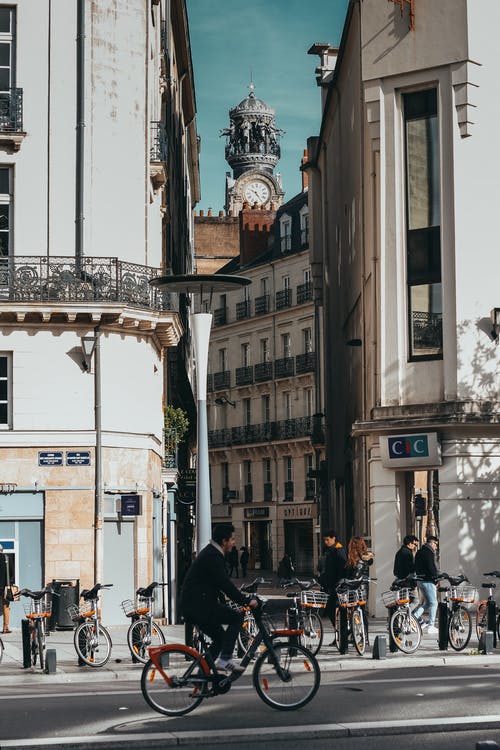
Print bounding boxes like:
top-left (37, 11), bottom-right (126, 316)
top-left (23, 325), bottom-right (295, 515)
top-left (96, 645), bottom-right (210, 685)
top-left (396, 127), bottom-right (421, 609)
top-left (18, 586), bottom-right (59, 599)
top-left (483, 571), bottom-right (500, 578)
top-left (435, 572), bottom-right (469, 586)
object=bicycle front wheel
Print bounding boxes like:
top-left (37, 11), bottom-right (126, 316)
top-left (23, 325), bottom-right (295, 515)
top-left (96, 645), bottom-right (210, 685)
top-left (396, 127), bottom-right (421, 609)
top-left (141, 647), bottom-right (207, 716)
top-left (253, 642), bottom-right (320, 710)
top-left (448, 606), bottom-right (472, 651)
top-left (74, 622), bottom-right (112, 667)
top-left (475, 600), bottom-right (487, 640)
top-left (299, 611), bottom-right (323, 655)
top-left (389, 609), bottom-right (421, 654)
top-left (128, 620), bottom-right (165, 664)
top-left (351, 608), bottom-right (366, 656)
top-left (237, 612), bottom-right (259, 656)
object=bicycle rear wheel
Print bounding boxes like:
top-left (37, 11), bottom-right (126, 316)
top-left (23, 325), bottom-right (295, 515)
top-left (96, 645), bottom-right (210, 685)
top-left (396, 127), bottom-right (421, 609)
top-left (253, 642), bottom-right (320, 710)
top-left (299, 611), bottom-right (323, 655)
top-left (74, 622), bottom-right (112, 667)
top-left (389, 609), bottom-right (421, 654)
top-left (448, 605), bottom-right (472, 651)
top-left (351, 607), bottom-right (366, 656)
top-left (127, 620), bottom-right (165, 664)
top-left (141, 647), bottom-right (207, 716)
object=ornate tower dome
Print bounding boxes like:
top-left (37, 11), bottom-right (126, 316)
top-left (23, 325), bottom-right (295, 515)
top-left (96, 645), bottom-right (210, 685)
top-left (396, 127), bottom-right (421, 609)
top-left (221, 83), bottom-right (284, 179)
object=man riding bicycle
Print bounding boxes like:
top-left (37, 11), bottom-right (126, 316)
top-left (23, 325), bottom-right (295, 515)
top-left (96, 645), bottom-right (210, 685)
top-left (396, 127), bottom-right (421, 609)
top-left (180, 523), bottom-right (258, 673)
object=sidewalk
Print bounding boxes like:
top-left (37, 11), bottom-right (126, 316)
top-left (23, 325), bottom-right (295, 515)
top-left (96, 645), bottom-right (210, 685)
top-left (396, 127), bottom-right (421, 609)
top-left (2, 608), bottom-right (499, 685)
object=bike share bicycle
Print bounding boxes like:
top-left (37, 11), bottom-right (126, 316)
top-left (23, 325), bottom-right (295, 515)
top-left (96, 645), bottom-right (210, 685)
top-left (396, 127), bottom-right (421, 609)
top-left (141, 594), bottom-right (320, 715)
top-left (281, 577), bottom-right (327, 655)
top-left (19, 585), bottom-right (58, 670)
top-left (121, 581), bottom-right (166, 663)
top-left (476, 571), bottom-right (500, 646)
top-left (67, 582), bottom-right (113, 667)
top-left (381, 575), bottom-right (422, 654)
top-left (334, 576), bottom-right (370, 655)
top-left (436, 572), bottom-right (476, 651)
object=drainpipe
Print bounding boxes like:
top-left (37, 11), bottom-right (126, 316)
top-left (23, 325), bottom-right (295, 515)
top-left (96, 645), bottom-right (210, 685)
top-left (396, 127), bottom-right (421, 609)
top-left (94, 327), bottom-right (103, 584)
top-left (75, 0), bottom-right (85, 261)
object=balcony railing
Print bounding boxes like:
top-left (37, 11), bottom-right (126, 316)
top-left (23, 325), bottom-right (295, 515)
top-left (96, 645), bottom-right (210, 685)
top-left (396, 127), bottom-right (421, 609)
top-left (0, 88), bottom-right (23, 132)
top-left (284, 481), bottom-right (294, 502)
top-left (274, 416), bottom-right (312, 440)
top-left (264, 482), bottom-right (273, 502)
top-left (209, 416), bottom-right (313, 448)
top-left (411, 310), bottom-right (443, 351)
top-left (213, 370), bottom-right (231, 390)
top-left (275, 288), bottom-right (292, 309)
top-left (274, 357), bottom-right (295, 378)
top-left (305, 479), bottom-right (316, 499)
top-left (235, 365), bottom-right (253, 386)
top-left (213, 306), bottom-right (227, 326)
top-left (163, 428), bottom-right (178, 470)
top-left (150, 121), bottom-right (168, 162)
top-left (244, 484), bottom-right (253, 503)
top-left (0, 256), bottom-right (175, 310)
top-left (254, 361), bottom-right (273, 382)
top-left (209, 428), bottom-right (231, 448)
top-left (254, 294), bottom-right (270, 315)
top-left (296, 281), bottom-right (313, 304)
top-left (236, 299), bottom-right (251, 320)
top-left (295, 352), bottom-right (315, 374)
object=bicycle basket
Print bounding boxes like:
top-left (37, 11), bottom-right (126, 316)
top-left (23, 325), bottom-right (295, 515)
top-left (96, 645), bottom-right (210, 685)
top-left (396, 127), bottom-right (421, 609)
top-left (24, 598), bottom-right (52, 619)
top-left (449, 585), bottom-right (477, 604)
top-left (338, 588), bottom-right (364, 607)
top-left (300, 590), bottom-right (329, 609)
top-left (381, 588), bottom-right (411, 608)
top-left (66, 602), bottom-right (93, 621)
top-left (121, 599), bottom-right (137, 617)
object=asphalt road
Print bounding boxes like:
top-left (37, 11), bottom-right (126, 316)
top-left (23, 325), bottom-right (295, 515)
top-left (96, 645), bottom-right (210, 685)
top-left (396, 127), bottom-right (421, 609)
top-left (2, 665), bottom-right (500, 749)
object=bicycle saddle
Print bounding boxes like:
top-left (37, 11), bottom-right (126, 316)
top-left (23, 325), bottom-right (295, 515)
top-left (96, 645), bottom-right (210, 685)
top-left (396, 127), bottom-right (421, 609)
top-left (137, 582), bottom-right (159, 597)
top-left (484, 571), bottom-right (500, 578)
top-left (80, 583), bottom-right (113, 600)
top-left (482, 581), bottom-right (497, 588)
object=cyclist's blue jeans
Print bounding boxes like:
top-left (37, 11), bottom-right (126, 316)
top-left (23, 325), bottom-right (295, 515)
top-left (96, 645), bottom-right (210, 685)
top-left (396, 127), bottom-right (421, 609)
top-left (413, 582), bottom-right (437, 626)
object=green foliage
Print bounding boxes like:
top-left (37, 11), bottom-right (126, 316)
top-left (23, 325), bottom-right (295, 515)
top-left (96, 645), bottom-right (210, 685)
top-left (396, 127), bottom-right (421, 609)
top-left (163, 405), bottom-right (189, 446)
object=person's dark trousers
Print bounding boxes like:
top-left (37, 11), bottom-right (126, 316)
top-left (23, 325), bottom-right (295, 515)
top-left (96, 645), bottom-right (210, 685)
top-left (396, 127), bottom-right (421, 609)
top-left (187, 603), bottom-right (244, 660)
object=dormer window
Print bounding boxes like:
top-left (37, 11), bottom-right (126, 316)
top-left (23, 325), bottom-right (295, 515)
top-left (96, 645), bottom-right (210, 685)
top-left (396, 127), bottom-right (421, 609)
top-left (279, 213), bottom-right (291, 253)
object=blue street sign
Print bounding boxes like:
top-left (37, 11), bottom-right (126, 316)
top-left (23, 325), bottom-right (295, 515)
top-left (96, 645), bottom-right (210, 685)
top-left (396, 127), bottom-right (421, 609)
top-left (120, 494), bottom-right (142, 516)
top-left (66, 451), bottom-right (91, 466)
top-left (38, 451), bottom-right (63, 466)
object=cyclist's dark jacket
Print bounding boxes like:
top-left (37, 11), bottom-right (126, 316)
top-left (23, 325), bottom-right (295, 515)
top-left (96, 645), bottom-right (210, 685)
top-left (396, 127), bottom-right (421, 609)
top-left (319, 543), bottom-right (347, 593)
top-left (414, 543), bottom-right (438, 582)
top-left (393, 545), bottom-right (415, 579)
top-left (180, 542), bottom-right (250, 619)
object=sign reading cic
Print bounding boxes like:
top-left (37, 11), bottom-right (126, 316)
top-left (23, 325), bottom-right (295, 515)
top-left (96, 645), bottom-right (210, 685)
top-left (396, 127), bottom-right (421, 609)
top-left (380, 432), bottom-right (441, 469)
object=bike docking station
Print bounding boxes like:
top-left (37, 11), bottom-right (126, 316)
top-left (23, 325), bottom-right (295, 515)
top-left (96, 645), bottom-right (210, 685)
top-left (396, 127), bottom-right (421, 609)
top-left (478, 630), bottom-right (494, 655)
top-left (372, 634), bottom-right (387, 659)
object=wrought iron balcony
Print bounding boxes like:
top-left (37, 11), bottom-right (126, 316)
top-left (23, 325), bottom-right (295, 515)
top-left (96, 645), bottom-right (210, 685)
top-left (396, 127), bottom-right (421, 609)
top-left (244, 484), bottom-right (253, 503)
top-left (411, 310), bottom-right (443, 351)
top-left (305, 479), bottom-right (316, 499)
top-left (295, 352), bottom-right (315, 374)
top-left (0, 256), bottom-right (174, 310)
top-left (296, 281), bottom-right (313, 304)
top-left (284, 481), bottom-right (294, 502)
top-left (254, 361), bottom-right (273, 382)
top-left (150, 121), bottom-right (168, 162)
top-left (163, 428), bottom-right (178, 470)
top-left (274, 416), bottom-right (312, 440)
top-left (263, 482), bottom-right (273, 502)
top-left (213, 370), bottom-right (231, 390)
top-left (275, 288), bottom-right (292, 309)
top-left (208, 428), bottom-right (231, 448)
top-left (236, 299), bottom-right (251, 320)
top-left (254, 294), bottom-right (270, 315)
top-left (235, 365), bottom-right (253, 386)
top-left (274, 357), bottom-right (295, 379)
top-left (209, 417), bottom-right (313, 447)
top-left (213, 306), bottom-right (227, 326)
top-left (0, 88), bottom-right (23, 132)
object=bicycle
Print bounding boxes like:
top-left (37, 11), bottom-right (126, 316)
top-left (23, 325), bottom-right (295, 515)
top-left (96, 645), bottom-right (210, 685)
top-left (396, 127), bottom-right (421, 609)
top-left (381, 575), bottom-right (422, 654)
top-left (121, 581), bottom-right (166, 664)
top-left (334, 577), bottom-right (369, 655)
top-left (476, 570), bottom-right (500, 645)
top-left (141, 595), bottom-right (321, 715)
top-left (436, 572), bottom-right (476, 651)
top-left (281, 577), bottom-right (327, 655)
top-left (234, 577), bottom-right (275, 656)
top-left (68, 582), bottom-right (113, 667)
top-left (19, 585), bottom-right (57, 670)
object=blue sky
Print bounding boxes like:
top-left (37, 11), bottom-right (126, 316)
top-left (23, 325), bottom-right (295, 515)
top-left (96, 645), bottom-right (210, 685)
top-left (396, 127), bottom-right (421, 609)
top-left (186, 0), bottom-right (349, 212)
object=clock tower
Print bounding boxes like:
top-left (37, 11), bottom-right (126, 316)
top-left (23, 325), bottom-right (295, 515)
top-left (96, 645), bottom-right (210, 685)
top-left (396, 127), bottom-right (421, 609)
top-left (222, 83), bottom-right (285, 215)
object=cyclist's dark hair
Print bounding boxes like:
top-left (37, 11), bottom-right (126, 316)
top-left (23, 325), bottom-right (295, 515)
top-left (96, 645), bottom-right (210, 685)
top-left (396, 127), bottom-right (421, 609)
top-left (212, 523), bottom-right (235, 545)
top-left (323, 529), bottom-right (337, 539)
top-left (403, 534), bottom-right (418, 546)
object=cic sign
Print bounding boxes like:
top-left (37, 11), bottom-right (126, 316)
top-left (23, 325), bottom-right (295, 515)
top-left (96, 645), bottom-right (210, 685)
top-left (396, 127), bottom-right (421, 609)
top-left (380, 433), bottom-right (441, 469)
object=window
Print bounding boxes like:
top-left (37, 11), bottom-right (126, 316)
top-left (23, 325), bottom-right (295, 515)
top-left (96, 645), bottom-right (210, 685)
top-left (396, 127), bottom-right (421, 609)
top-left (304, 388), bottom-right (313, 417)
top-left (241, 342), bottom-right (250, 367)
top-left (281, 332), bottom-right (291, 359)
top-left (302, 327), bottom-right (312, 353)
top-left (260, 338), bottom-right (269, 362)
top-left (303, 267), bottom-right (311, 284)
top-left (284, 456), bottom-right (293, 482)
top-left (280, 214), bottom-right (291, 252)
top-left (284, 391), bottom-right (292, 420)
top-left (218, 348), bottom-right (227, 372)
top-left (221, 463), bottom-right (229, 501)
top-left (244, 460), bottom-right (252, 485)
top-left (260, 278), bottom-right (268, 296)
top-left (0, 353), bottom-right (10, 427)
top-left (282, 275), bottom-right (290, 290)
top-left (403, 89), bottom-right (442, 359)
top-left (261, 394), bottom-right (270, 423)
top-left (0, 166), bottom-right (12, 257)
top-left (264, 458), bottom-right (272, 484)
top-left (0, 7), bottom-right (14, 93)
top-left (300, 206), bottom-right (309, 245)
top-left (243, 397), bottom-right (251, 426)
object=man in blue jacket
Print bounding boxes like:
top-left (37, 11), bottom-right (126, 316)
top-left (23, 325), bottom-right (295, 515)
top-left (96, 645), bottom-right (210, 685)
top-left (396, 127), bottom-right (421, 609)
top-left (180, 523), bottom-right (258, 673)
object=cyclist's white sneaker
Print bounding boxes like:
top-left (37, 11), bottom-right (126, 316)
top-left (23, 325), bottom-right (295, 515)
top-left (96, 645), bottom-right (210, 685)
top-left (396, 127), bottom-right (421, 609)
top-left (215, 656), bottom-right (245, 673)
top-left (427, 625), bottom-right (438, 635)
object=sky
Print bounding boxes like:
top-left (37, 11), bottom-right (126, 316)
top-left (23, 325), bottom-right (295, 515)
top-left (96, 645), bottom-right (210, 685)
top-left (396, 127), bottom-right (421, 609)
top-left (186, 0), bottom-right (349, 213)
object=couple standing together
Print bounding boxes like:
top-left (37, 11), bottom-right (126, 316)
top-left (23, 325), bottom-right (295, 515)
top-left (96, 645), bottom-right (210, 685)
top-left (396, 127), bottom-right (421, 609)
top-left (394, 534), bottom-right (439, 635)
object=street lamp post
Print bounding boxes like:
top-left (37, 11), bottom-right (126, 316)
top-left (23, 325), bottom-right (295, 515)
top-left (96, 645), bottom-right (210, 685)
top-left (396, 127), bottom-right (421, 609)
top-left (149, 274), bottom-right (251, 552)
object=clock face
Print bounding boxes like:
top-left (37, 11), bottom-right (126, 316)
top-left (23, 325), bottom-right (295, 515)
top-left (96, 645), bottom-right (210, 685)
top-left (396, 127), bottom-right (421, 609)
top-left (244, 180), bottom-right (270, 205)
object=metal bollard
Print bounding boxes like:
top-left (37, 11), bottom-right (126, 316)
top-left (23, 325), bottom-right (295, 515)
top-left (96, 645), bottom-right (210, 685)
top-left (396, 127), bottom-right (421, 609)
top-left (45, 648), bottom-right (57, 674)
top-left (478, 630), bottom-right (494, 655)
top-left (372, 634), bottom-right (386, 659)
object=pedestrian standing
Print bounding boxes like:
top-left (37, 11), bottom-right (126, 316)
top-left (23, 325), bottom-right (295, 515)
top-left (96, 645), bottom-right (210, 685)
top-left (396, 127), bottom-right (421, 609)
top-left (318, 529), bottom-right (347, 645)
top-left (413, 535), bottom-right (439, 634)
top-left (240, 546), bottom-right (249, 578)
top-left (227, 545), bottom-right (239, 578)
top-left (393, 535), bottom-right (419, 580)
top-left (0, 544), bottom-right (13, 633)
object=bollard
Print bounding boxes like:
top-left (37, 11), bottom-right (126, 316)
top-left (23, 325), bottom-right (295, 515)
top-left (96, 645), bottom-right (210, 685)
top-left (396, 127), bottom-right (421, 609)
top-left (372, 634), bottom-right (386, 659)
top-left (478, 630), bottom-right (494, 655)
top-left (45, 648), bottom-right (57, 674)
top-left (437, 602), bottom-right (448, 650)
top-left (21, 619), bottom-right (31, 668)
